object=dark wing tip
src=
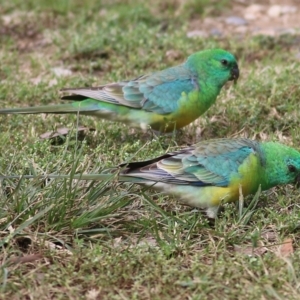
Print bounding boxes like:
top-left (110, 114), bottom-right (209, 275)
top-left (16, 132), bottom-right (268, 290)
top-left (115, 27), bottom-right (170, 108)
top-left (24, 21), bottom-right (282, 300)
top-left (61, 95), bottom-right (87, 101)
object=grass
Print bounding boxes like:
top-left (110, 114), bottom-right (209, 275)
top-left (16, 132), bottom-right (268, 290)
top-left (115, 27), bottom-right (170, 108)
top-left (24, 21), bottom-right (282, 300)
top-left (1, 0), bottom-right (300, 298)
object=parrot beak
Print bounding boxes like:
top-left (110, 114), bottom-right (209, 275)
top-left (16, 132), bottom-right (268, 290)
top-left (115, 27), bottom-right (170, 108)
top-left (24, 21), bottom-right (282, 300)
top-left (230, 64), bottom-right (239, 84)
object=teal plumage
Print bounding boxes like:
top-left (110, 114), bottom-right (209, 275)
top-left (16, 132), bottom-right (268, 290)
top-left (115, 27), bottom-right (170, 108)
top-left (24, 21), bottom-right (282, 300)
top-left (0, 49), bottom-right (239, 132)
top-left (2, 138), bottom-right (300, 218)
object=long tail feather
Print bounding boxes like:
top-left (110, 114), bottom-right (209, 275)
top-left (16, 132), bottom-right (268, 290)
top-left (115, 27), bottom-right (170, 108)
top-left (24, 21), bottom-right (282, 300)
top-left (0, 173), bottom-right (148, 184)
top-left (0, 103), bottom-right (99, 115)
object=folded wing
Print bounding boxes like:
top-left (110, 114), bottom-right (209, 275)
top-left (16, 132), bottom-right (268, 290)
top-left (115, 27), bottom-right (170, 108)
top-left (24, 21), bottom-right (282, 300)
top-left (61, 65), bottom-right (197, 115)
top-left (121, 138), bottom-right (261, 187)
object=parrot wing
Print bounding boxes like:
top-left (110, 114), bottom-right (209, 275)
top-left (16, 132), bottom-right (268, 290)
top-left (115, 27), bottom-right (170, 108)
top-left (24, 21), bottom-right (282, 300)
top-left (61, 65), bottom-right (197, 115)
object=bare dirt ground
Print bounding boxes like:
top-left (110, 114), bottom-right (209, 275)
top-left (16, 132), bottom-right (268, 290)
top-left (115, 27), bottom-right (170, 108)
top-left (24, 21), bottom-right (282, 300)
top-left (189, 0), bottom-right (300, 38)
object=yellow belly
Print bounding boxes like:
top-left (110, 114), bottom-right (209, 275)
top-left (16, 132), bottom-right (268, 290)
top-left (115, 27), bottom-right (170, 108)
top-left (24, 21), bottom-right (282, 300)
top-left (209, 153), bottom-right (263, 206)
top-left (149, 91), bottom-right (209, 132)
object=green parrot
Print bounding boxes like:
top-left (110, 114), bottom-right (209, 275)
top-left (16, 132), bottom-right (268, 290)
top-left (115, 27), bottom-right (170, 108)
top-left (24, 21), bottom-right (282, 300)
top-left (2, 138), bottom-right (300, 218)
top-left (0, 49), bottom-right (239, 132)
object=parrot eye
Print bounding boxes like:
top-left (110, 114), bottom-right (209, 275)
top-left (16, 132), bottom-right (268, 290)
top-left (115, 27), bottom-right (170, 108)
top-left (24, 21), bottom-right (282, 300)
top-left (221, 59), bottom-right (228, 66)
top-left (288, 165), bottom-right (297, 173)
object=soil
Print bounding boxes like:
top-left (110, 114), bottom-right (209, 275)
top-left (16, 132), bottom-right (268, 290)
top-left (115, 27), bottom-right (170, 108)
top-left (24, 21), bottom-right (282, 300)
top-left (189, 1), bottom-right (300, 38)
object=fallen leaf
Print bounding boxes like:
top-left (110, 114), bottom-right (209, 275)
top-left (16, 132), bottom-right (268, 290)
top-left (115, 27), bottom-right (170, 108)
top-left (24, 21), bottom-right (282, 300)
top-left (8, 254), bottom-right (43, 265)
top-left (261, 230), bottom-right (278, 242)
top-left (234, 244), bottom-right (268, 257)
top-left (112, 236), bottom-right (122, 247)
top-left (39, 126), bottom-right (95, 140)
top-left (86, 288), bottom-right (101, 300)
top-left (137, 236), bottom-right (158, 248)
top-left (51, 67), bottom-right (72, 77)
top-left (165, 49), bottom-right (183, 61)
top-left (277, 238), bottom-right (294, 258)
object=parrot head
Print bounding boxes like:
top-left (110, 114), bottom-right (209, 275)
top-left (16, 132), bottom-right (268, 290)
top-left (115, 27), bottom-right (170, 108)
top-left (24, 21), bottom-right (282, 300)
top-left (187, 49), bottom-right (239, 87)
